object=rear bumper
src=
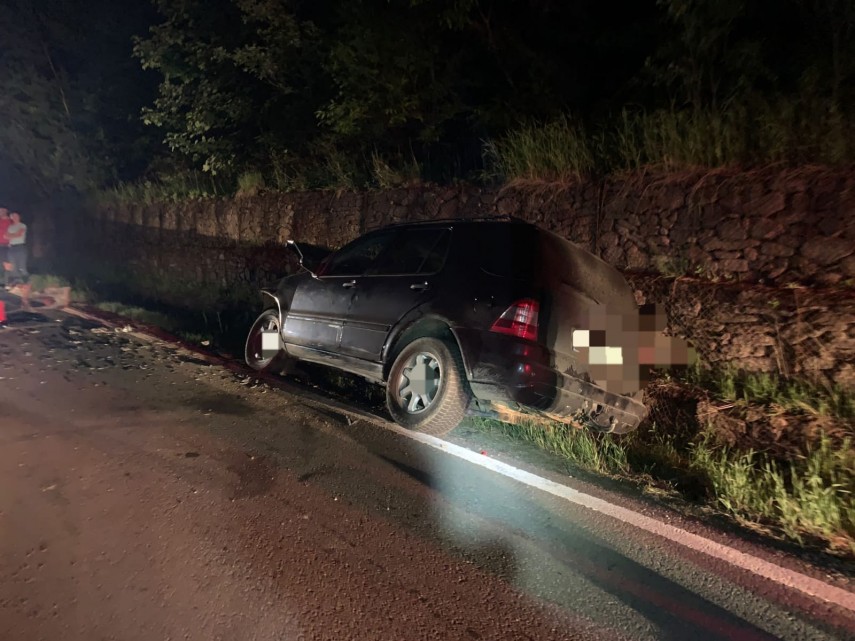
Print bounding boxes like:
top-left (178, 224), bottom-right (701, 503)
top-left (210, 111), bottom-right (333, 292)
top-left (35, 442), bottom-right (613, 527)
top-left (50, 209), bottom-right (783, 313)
top-left (469, 379), bottom-right (647, 434)
top-left (455, 328), bottom-right (648, 433)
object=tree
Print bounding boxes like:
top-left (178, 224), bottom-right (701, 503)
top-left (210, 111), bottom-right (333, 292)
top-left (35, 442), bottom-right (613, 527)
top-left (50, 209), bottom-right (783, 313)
top-left (802, 0), bottom-right (855, 109)
top-left (642, 0), bottom-right (771, 110)
top-left (0, 0), bottom-right (95, 192)
top-left (135, 0), bottom-right (327, 178)
top-left (0, 0), bottom-right (157, 195)
top-left (318, 0), bottom-right (659, 178)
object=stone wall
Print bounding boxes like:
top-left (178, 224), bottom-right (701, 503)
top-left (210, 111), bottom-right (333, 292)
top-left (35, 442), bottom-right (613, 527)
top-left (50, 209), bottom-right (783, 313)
top-left (88, 166), bottom-right (855, 286)
top-left (628, 274), bottom-right (855, 388)
top-left (75, 166), bottom-right (855, 387)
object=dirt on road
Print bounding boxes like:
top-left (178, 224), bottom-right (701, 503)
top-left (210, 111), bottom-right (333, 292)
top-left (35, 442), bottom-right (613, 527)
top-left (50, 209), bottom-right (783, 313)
top-left (0, 312), bottom-right (614, 641)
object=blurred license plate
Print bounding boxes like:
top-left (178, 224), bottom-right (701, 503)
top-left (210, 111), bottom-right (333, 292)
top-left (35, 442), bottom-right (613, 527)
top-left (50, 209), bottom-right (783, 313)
top-left (262, 331), bottom-right (280, 355)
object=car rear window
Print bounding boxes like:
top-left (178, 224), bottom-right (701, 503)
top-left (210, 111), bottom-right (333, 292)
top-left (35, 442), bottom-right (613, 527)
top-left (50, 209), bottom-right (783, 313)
top-left (478, 224), bottom-right (538, 280)
top-left (540, 230), bottom-right (637, 311)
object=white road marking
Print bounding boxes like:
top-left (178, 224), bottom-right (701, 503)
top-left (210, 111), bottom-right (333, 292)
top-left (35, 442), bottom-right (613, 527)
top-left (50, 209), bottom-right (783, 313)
top-left (384, 422), bottom-right (855, 614)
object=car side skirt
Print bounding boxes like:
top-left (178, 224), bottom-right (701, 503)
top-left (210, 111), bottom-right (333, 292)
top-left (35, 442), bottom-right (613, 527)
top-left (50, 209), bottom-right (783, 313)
top-left (285, 343), bottom-right (385, 383)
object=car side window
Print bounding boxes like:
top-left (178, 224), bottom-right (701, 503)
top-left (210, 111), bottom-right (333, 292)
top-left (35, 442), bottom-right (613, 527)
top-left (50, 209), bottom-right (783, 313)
top-left (320, 231), bottom-right (396, 277)
top-left (366, 229), bottom-right (451, 276)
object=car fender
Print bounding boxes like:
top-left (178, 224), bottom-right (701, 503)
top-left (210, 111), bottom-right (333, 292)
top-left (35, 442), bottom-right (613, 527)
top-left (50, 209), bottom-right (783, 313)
top-left (381, 308), bottom-right (474, 381)
top-left (260, 288), bottom-right (285, 329)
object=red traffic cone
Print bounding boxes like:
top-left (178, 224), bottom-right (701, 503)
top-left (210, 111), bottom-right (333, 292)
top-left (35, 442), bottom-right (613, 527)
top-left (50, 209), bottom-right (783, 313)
top-left (0, 300), bottom-right (6, 326)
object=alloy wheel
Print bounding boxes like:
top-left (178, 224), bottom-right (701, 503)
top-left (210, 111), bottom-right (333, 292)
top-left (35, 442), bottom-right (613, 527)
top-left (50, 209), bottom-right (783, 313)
top-left (397, 352), bottom-right (442, 414)
top-left (247, 313), bottom-right (280, 369)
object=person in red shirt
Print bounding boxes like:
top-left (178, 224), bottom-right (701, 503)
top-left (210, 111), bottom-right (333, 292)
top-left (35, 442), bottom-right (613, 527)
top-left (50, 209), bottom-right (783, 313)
top-left (0, 207), bottom-right (12, 283)
top-left (0, 208), bottom-right (10, 280)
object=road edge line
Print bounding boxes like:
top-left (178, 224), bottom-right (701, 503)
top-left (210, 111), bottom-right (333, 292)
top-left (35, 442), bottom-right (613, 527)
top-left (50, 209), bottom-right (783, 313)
top-left (388, 424), bottom-right (855, 614)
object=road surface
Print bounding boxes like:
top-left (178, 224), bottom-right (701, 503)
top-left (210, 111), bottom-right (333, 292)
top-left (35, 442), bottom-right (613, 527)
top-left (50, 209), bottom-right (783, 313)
top-left (1, 304), bottom-right (853, 640)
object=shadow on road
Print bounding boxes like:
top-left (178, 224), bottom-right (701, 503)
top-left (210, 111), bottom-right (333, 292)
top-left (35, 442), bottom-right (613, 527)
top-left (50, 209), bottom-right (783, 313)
top-left (373, 442), bottom-right (780, 641)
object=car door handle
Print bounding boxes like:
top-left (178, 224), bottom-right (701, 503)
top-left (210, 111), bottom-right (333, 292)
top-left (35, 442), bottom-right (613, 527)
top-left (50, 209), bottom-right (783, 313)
top-left (410, 282), bottom-right (429, 291)
top-left (342, 280), bottom-right (357, 289)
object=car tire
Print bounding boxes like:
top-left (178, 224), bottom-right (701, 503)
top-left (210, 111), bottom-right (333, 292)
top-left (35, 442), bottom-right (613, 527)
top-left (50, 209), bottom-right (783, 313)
top-left (245, 309), bottom-right (288, 372)
top-left (386, 337), bottom-right (471, 437)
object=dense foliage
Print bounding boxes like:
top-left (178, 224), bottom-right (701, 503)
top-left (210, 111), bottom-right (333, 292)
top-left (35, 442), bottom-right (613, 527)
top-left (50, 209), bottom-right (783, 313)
top-left (0, 0), bottom-right (853, 196)
top-left (0, 0), bottom-right (157, 198)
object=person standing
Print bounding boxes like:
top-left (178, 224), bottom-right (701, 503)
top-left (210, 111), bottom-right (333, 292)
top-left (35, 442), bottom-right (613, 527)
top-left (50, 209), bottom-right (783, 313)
top-left (6, 211), bottom-right (27, 288)
top-left (0, 208), bottom-right (10, 280)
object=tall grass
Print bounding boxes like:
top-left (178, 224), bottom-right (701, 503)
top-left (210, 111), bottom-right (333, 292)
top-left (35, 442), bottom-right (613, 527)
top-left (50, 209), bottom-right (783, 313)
top-left (485, 98), bottom-right (855, 181)
top-left (691, 435), bottom-right (855, 549)
top-left (236, 170), bottom-right (265, 196)
top-left (370, 150), bottom-right (422, 188)
top-left (268, 145), bottom-right (424, 192)
top-left (612, 100), bottom-right (854, 170)
top-left (470, 416), bottom-right (855, 553)
top-left (96, 171), bottom-right (229, 206)
top-left (685, 364), bottom-right (855, 421)
top-left (268, 142), bottom-right (365, 192)
top-left (483, 114), bottom-right (596, 182)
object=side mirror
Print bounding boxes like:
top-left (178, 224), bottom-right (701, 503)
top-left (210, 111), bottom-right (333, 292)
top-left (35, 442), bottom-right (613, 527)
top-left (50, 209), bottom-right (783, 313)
top-left (286, 239), bottom-right (304, 264)
top-left (286, 240), bottom-right (320, 279)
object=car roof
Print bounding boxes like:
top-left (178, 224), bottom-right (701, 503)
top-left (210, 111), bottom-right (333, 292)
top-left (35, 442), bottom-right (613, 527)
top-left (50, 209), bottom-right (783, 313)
top-left (377, 216), bottom-right (533, 231)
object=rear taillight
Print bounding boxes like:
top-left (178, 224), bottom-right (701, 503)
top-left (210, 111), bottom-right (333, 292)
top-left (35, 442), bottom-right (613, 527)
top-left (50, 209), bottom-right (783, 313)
top-left (490, 299), bottom-right (540, 342)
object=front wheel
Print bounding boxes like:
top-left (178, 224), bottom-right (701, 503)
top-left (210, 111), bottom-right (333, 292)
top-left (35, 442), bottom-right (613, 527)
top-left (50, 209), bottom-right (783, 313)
top-left (386, 337), bottom-right (471, 437)
top-left (245, 309), bottom-right (287, 372)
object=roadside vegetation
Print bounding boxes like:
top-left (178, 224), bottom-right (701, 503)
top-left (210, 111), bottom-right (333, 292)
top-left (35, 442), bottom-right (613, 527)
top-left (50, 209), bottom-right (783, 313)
top-left (685, 364), bottom-right (855, 422)
top-left (5, 0), bottom-right (854, 200)
top-left (471, 369), bottom-right (855, 556)
top-left (484, 100), bottom-right (855, 184)
top-left (28, 269), bottom-right (257, 351)
top-left (95, 96), bottom-right (855, 204)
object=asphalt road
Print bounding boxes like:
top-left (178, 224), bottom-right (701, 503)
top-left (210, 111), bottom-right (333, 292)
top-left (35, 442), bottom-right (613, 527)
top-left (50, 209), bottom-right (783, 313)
top-left (1, 304), bottom-right (854, 641)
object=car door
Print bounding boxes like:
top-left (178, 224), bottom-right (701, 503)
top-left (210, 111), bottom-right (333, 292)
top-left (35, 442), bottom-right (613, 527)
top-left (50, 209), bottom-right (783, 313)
top-left (283, 230), bottom-right (396, 353)
top-left (339, 227), bottom-right (452, 361)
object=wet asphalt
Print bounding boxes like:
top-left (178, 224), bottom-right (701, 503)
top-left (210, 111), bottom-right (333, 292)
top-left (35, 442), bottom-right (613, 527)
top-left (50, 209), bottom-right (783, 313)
top-left (0, 304), bottom-right (854, 641)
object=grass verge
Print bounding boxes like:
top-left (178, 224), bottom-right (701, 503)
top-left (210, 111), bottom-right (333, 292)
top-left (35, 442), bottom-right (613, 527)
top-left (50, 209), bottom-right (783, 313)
top-left (684, 364), bottom-right (855, 421)
top-left (471, 414), bottom-right (855, 556)
top-left (31, 267), bottom-right (259, 352)
top-left (92, 301), bottom-right (213, 346)
top-left (21, 274), bottom-right (91, 304)
top-left (690, 434), bottom-right (854, 549)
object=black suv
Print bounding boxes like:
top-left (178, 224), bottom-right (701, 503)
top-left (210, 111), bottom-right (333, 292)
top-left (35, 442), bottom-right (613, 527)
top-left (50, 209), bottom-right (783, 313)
top-left (245, 219), bottom-right (649, 436)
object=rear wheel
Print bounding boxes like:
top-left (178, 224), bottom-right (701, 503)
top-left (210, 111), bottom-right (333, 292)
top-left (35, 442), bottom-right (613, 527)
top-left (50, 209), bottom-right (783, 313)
top-left (386, 337), bottom-right (471, 437)
top-left (245, 309), bottom-right (287, 372)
